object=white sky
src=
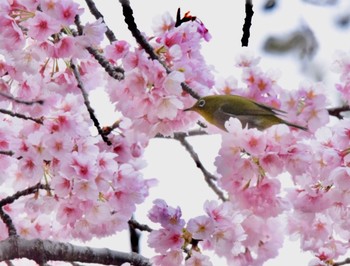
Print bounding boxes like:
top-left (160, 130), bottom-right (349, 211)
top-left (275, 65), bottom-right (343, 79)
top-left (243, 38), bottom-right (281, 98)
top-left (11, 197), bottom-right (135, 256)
top-left (79, 0), bottom-right (350, 265)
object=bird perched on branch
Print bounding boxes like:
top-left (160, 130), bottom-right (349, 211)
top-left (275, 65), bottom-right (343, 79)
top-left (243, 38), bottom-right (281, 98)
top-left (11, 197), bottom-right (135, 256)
top-left (184, 95), bottom-right (307, 131)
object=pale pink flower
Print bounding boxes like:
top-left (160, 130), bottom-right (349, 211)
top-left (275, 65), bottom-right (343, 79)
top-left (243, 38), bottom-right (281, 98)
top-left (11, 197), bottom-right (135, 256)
top-left (148, 229), bottom-right (184, 253)
top-left (185, 251), bottom-right (213, 266)
top-left (25, 11), bottom-right (60, 41)
top-left (105, 40), bottom-right (130, 62)
top-left (187, 215), bottom-right (214, 240)
top-left (151, 249), bottom-right (183, 266)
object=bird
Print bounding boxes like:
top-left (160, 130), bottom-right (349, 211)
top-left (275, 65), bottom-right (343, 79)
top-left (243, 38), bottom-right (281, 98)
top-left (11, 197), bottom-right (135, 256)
top-left (184, 95), bottom-right (307, 131)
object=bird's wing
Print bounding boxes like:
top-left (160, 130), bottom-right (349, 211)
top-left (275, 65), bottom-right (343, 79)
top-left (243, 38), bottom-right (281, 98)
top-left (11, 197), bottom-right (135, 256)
top-left (219, 101), bottom-right (285, 116)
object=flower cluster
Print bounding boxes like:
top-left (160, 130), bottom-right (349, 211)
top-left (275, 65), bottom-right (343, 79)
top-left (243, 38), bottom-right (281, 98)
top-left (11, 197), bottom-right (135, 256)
top-left (0, 0), bottom-right (155, 242)
top-left (105, 12), bottom-right (215, 136)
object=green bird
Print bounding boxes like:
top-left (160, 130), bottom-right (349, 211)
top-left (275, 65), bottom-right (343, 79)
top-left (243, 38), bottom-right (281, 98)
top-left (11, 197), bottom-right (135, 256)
top-left (184, 95), bottom-right (307, 131)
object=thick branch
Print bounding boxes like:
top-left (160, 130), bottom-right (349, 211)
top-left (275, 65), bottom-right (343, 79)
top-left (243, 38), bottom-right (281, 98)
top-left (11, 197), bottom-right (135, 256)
top-left (174, 133), bottom-right (227, 201)
top-left (0, 236), bottom-right (151, 266)
top-left (0, 209), bottom-right (16, 236)
top-left (328, 105), bottom-right (350, 119)
top-left (84, 0), bottom-right (117, 43)
top-left (241, 0), bottom-right (254, 47)
top-left (128, 219), bottom-right (153, 233)
top-left (70, 61), bottom-right (112, 146)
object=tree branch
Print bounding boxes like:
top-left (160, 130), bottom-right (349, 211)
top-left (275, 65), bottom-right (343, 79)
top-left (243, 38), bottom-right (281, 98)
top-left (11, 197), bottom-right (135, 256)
top-left (173, 133), bottom-right (227, 201)
top-left (0, 183), bottom-right (50, 207)
top-left (334, 258), bottom-right (350, 266)
top-left (128, 218), bottom-right (153, 233)
top-left (118, 0), bottom-right (170, 72)
top-left (328, 105), bottom-right (350, 119)
top-left (70, 61), bottom-right (112, 146)
top-left (241, 0), bottom-right (254, 47)
top-left (0, 236), bottom-right (151, 266)
top-left (0, 151), bottom-right (14, 157)
top-left (0, 91), bottom-right (44, 106)
top-left (84, 0), bottom-right (117, 43)
top-left (0, 183), bottom-right (50, 236)
top-left (74, 15), bottom-right (125, 81)
top-left (0, 109), bottom-right (43, 124)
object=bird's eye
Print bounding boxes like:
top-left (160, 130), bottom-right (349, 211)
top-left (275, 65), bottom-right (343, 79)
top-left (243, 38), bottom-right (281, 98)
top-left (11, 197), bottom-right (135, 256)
top-left (198, 99), bottom-right (206, 108)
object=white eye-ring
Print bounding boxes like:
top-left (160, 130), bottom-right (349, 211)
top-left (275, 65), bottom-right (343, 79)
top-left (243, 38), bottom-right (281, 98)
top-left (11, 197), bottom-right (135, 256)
top-left (198, 99), bottom-right (206, 108)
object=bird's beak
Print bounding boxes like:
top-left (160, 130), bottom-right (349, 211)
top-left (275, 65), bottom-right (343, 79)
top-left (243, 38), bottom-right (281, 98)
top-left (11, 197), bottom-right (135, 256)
top-left (183, 106), bottom-right (193, 112)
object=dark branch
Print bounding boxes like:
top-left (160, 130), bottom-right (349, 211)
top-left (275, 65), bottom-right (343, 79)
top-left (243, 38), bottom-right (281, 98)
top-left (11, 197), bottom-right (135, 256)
top-left (328, 105), bottom-right (350, 119)
top-left (117, 1), bottom-right (202, 99)
top-left (181, 82), bottom-right (201, 100)
top-left (0, 151), bottom-right (14, 156)
top-left (0, 183), bottom-right (50, 207)
top-left (70, 61), bottom-right (112, 146)
top-left (0, 183), bottom-right (50, 236)
top-left (86, 47), bottom-right (125, 80)
top-left (118, 0), bottom-right (170, 72)
top-left (128, 219), bottom-right (153, 233)
top-left (241, 0), bottom-right (254, 47)
top-left (128, 216), bottom-right (141, 253)
top-left (173, 133), bottom-right (227, 201)
top-left (334, 258), bottom-right (350, 266)
top-left (0, 109), bottom-right (43, 124)
top-left (0, 208), bottom-right (16, 236)
top-left (0, 236), bottom-right (151, 266)
top-left (0, 91), bottom-right (44, 106)
top-left (74, 15), bottom-right (125, 81)
top-left (84, 0), bottom-right (117, 43)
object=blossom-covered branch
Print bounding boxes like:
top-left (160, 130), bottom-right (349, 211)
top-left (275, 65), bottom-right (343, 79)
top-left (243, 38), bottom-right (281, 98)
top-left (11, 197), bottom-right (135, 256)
top-left (0, 236), bottom-right (151, 266)
top-left (84, 0), bottom-right (117, 43)
top-left (74, 15), bottom-right (125, 80)
top-left (0, 109), bottom-right (43, 124)
top-left (0, 183), bottom-right (50, 236)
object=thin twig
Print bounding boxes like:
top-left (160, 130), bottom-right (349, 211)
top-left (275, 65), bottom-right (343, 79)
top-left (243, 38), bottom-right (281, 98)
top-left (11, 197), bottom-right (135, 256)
top-left (241, 0), bottom-right (254, 47)
top-left (0, 91), bottom-right (44, 106)
top-left (74, 16), bottom-right (124, 81)
top-left (155, 129), bottom-right (207, 139)
top-left (174, 134), bottom-right (227, 201)
top-left (0, 183), bottom-right (50, 207)
top-left (0, 109), bottom-right (43, 124)
top-left (0, 183), bottom-right (50, 237)
top-left (84, 0), bottom-right (117, 43)
top-left (70, 61), bottom-right (112, 146)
